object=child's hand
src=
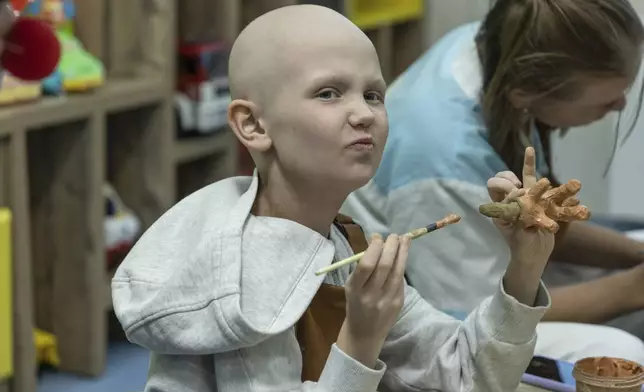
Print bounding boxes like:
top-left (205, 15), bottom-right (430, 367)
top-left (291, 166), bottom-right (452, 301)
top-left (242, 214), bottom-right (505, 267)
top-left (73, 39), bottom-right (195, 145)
top-left (337, 233), bottom-right (410, 368)
top-left (486, 147), bottom-right (555, 268)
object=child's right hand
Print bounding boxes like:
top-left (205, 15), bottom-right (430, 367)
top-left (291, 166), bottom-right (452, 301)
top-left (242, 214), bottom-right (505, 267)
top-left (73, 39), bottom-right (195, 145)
top-left (337, 233), bottom-right (410, 368)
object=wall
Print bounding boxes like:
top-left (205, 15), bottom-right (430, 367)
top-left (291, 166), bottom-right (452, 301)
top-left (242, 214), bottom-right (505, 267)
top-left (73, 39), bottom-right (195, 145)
top-left (423, 0), bottom-right (492, 48)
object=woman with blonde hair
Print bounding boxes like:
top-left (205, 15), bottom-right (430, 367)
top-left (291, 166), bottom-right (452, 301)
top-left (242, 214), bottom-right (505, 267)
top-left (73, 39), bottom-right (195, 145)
top-left (343, 0), bottom-right (644, 362)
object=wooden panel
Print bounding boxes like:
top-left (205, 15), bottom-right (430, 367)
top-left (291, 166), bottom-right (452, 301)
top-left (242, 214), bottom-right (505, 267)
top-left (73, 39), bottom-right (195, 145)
top-left (174, 131), bottom-right (236, 164)
top-left (75, 0), bottom-right (106, 63)
top-left (176, 149), bottom-right (237, 201)
top-left (242, 0), bottom-right (298, 28)
top-left (87, 112), bottom-right (107, 357)
top-left (366, 26), bottom-right (394, 83)
top-left (178, 0), bottom-right (216, 42)
top-left (140, 0), bottom-right (176, 78)
top-left (8, 131), bottom-right (36, 392)
top-left (107, 103), bottom-right (174, 229)
top-left (392, 20), bottom-right (423, 80)
top-left (28, 120), bottom-right (106, 376)
top-left (106, 0), bottom-right (144, 77)
top-left (174, 130), bottom-right (238, 201)
top-left (217, 0), bottom-right (242, 43)
top-left (178, 0), bottom-right (242, 43)
top-left (105, 0), bottom-right (176, 79)
top-left (0, 79), bottom-right (164, 131)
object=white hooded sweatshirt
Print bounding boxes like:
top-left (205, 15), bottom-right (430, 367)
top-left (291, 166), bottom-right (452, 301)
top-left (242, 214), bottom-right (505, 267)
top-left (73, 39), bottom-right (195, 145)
top-left (112, 172), bottom-right (551, 392)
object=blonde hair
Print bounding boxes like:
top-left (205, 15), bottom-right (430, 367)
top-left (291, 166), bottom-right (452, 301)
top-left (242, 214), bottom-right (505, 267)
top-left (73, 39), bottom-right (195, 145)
top-left (476, 0), bottom-right (644, 179)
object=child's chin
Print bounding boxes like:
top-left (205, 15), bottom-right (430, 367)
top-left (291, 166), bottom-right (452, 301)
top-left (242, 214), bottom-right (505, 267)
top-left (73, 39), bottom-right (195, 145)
top-left (343, 167), bottom-right (375, 189)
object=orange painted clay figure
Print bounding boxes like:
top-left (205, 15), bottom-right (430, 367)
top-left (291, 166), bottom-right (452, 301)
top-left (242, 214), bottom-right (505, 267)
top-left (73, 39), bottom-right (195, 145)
top-left (479, 147), bottom-right (590, 233)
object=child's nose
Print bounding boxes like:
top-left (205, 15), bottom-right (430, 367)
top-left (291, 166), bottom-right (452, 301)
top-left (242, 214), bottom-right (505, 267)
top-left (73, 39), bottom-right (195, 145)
top-left (348, 101), bottom-right (375, 128)
top-left (611, 95), bottom-right (627, 112)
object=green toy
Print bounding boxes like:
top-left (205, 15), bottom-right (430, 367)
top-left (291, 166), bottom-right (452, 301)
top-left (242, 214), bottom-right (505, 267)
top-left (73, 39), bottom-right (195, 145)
top-left (23, 0), bottom-right (105, 93)
top-left (55, 30), bottom-right (104, 91)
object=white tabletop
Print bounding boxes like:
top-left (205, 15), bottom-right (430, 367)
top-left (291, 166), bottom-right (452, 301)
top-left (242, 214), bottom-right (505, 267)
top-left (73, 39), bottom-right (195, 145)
top-left (517, 383), bottom-right (550, 392)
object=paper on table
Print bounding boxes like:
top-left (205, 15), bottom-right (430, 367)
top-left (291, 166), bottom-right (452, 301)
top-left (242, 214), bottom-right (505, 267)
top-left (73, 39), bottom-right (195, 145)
top-left (626, 229), bottom-right (644, 242)
top-left (517, 383), bottom-right (550, 392)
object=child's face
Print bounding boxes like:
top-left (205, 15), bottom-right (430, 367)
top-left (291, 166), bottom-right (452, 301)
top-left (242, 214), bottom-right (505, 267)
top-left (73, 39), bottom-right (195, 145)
top-left (530, 75), bottom-right (632, 128)
top-left (263, 34), bottom-right (388, 190)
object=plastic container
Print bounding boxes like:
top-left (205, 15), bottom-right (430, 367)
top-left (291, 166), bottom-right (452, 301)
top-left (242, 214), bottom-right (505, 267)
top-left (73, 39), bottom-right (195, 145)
top-left (573, 357), bottom-right (644, 392)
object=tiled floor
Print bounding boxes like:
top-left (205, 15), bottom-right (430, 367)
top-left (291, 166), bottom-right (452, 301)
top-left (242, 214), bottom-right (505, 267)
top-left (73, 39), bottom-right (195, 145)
top-left (38, 341), bottom-right (149, 392)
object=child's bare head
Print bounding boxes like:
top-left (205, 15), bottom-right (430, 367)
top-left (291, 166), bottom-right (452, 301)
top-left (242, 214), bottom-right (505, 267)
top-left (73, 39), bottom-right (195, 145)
top-left (228, 5), bottom-right (387, 192)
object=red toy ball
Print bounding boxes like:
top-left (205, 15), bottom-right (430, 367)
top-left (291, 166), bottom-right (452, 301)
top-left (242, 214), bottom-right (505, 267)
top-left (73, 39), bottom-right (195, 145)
top-left (1, 18), bottom-right (61, 81)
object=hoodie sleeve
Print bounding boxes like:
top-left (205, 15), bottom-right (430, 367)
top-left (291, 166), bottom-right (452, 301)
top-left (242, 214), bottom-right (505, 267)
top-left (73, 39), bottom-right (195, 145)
top-left (144, 343), bottom-right (387, 392)
top-left (379, 280), bottom-right (549, 392)
top-left (145, 353), bottom-right (217, 392)
top-left (342, 171), bottom-right (550, 391)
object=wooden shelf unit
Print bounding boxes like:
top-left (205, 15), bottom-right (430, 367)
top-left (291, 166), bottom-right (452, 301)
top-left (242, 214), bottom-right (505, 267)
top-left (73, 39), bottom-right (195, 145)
top-left (0, 1), bottom-right (426, 391)
top-left (0, 0), bottom-right (183, 391)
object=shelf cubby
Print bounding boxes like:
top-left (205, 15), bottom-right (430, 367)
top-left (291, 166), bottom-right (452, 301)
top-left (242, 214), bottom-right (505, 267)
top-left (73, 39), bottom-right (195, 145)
top-left (1, 130), bottom-right (36, 392)
top-left (175, 131), bottom-right (239, 200)
top-left (27, 120), bottom-right (106, 376)
top-left (107, 104), bottom-right (174, 229)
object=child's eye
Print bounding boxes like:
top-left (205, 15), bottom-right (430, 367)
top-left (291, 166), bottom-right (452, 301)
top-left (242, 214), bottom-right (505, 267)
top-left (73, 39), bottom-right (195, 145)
top-left (316, 89), bottom-right (340, 100)
top-left (365, 92), bottom-right (383, 103)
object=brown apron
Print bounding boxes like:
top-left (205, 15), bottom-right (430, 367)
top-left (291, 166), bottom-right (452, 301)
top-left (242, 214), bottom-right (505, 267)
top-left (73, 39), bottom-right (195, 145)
top-left (296, 214), bottom-right (369, 382)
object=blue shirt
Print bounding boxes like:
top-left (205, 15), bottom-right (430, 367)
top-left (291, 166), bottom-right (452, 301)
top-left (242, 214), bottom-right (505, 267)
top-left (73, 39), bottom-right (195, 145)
top-left (342, 22), bottom-right (549, 316)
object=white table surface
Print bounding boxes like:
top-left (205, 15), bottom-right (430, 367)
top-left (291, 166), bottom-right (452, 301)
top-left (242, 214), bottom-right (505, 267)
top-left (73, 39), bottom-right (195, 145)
top-left (518, 383), bottom-right (550, 392)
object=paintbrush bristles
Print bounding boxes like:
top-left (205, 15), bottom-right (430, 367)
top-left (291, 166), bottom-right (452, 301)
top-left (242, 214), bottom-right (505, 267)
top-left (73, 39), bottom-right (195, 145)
top-left (437, 213), bottom-right (461, 228)
top-left (407, 213), bottom-right (461, 240)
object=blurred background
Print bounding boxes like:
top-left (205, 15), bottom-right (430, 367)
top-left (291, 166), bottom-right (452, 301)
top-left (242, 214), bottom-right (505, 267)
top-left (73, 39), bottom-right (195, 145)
top-left (0, 1), bottom-right (643, 391)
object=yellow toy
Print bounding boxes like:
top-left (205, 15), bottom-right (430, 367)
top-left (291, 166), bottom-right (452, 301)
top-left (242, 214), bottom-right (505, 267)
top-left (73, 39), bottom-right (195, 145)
top-left (0, 208), bottom-right (13, 380)
top-left (34, 328), bottom-right (60, 368)
top-left (0, 72), bottom-right (42, 106)
top-left (346, 0), bottom-right (423, 30)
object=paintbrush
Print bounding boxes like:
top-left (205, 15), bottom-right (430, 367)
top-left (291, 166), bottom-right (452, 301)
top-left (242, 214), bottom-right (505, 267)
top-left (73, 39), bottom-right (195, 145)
top-left (315, 213), bottom-right (461, 276)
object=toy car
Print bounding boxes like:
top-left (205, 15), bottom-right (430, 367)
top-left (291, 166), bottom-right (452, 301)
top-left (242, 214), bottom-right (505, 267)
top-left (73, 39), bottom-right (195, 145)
top-left (175, 40), bottom-right (231, 136)
top-left (104, 183), bottom-right (140, 269)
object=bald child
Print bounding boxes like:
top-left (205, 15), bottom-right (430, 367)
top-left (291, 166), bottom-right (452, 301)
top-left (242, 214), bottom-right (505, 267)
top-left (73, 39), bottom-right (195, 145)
top-left (112, 5), bottom-right (554, 392)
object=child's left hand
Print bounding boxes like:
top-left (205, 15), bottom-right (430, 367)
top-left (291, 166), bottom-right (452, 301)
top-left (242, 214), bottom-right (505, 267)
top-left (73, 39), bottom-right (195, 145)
top-left (486, 147), bottom-right (555, 268)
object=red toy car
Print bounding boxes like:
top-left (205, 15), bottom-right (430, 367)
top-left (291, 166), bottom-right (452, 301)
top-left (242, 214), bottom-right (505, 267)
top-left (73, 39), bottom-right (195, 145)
top-left (175, 40), bottom-right (231, 135)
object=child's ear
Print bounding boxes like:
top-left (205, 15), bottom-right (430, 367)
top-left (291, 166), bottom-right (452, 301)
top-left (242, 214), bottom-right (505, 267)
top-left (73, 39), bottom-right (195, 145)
top-left (228, 99), bottom-right (272, 152)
